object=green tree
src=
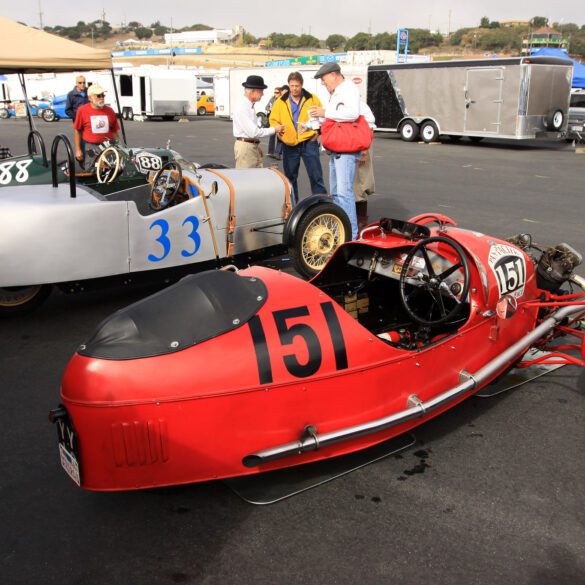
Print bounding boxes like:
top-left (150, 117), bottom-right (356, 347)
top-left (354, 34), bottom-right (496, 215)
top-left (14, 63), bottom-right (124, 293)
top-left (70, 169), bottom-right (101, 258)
top-left (184, 24), bottom-right (212, 31)
top-left (480, 16), bottom-right (490, 28)
top-left (346, 32), bottom-right (372, 51)
top-left (449, 27), bottom-right (472, 46)
top-left (531, 16), bottom-right (548, 28)
top-left (371, 32), bottom-right (395, 50)
top-left (479, 28), bottom-right (521, 52)
top-left (242, 31), bottom-right (257, 45)
top-left (135, 27), bottom-right (153, 40)
top-left (127, 21), bottom-right (142, 30)
top-left (63, 26), bottom-right (81, 40)
top-left (326, 34), bottom-right (346, 51)
top-left (151, 21), bottom-right (168, 36)
top-left (298, 34), bottom-right (320, 48)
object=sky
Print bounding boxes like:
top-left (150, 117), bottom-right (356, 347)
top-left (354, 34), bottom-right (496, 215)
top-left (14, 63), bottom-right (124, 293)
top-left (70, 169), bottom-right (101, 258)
top-left (3, 0), bottom-right (583, 38)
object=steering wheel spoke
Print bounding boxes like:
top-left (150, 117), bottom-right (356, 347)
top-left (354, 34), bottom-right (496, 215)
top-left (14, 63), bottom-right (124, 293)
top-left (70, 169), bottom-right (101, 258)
top-left (96, 146), bottom-right (123, 184)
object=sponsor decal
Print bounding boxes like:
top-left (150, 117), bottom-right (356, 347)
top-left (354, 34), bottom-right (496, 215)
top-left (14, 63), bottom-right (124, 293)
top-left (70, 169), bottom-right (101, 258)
top-left (488, 243), bottom-right (527, 299)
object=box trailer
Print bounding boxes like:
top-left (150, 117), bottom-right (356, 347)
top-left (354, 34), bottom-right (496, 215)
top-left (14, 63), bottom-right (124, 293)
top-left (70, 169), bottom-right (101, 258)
top-left (368, 56), bottom-right (573, 142)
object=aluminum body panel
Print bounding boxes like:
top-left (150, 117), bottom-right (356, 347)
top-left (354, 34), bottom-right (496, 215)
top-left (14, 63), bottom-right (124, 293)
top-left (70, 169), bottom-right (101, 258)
top-left (0, 184), bottom-right (129, 286)
top-left (464, 68), bottom-right (504, 134)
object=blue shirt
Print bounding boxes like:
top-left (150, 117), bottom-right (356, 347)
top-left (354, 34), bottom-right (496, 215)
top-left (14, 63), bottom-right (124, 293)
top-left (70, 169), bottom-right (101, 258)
top-left (289, 95), bottom-right (302, 129)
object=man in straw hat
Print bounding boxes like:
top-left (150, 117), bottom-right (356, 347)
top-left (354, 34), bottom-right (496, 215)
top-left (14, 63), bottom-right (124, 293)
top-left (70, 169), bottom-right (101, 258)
top-left (232, 75), bottom-right (284, 168)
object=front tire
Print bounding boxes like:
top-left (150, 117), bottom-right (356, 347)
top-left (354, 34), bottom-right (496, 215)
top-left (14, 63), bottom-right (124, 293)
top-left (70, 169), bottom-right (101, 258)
top-left (42, 108), bottom-right (57, 122)
top-left (290, 203), bottom-right (351, 279)
top-left (0, 285), bottom-right (51, 316)
top-left (399, 120), bottom-right (419, 142)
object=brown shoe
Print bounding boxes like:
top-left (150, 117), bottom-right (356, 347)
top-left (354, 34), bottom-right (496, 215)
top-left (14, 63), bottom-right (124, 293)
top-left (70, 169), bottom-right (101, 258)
top-left (356, 201), bottom-right (368, 230)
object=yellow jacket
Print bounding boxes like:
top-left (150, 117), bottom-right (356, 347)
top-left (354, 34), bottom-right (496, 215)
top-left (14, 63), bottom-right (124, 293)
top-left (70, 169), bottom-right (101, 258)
top-left (269, 90), bottom-right (322, 146)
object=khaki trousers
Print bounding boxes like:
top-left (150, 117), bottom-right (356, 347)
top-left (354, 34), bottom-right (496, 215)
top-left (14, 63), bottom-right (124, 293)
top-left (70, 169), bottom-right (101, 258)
top-left (234, 140), bottom-right (263, 168)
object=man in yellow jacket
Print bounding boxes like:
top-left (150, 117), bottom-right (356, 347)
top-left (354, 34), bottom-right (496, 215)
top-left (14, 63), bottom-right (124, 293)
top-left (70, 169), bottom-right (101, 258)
top-left (269, 72), bottom-right (326, 203)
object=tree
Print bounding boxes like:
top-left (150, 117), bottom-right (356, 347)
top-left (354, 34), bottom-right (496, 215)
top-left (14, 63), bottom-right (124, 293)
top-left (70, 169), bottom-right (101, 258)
top-left (127, 21), bottom-right (142, 30)
top-left (298, 34), bottom-right (320, 48)
top-left (531, 16), bottom-right (548, 28)
top-left (325, 34), bottom-right (346, 51)
top-left (135, 27), bottom-right (153, 40)
top-left (151, 21), bottom-right (169, 36)
top-left (449, 27), bottom-right (472, 46)
top-left (480, 16), bottom-right (490, 28)
top-left (242, 31), bottom-right (257, 45)
top-left (346, 32), bottom-right (372, 51)
top-left (371, 32), bottom-right (394, 50)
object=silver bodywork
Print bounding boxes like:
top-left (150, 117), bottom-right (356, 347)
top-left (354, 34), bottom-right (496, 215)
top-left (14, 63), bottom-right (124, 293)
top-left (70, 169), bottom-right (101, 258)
top-left (369, 57), bottom-right (573, 139)
top-left (0, 167), bottom-right (289, 287)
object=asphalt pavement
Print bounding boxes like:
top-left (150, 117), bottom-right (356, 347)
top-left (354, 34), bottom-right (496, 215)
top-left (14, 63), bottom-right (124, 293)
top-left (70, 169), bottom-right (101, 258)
top-left (1, 116), bottom-right (584, 585)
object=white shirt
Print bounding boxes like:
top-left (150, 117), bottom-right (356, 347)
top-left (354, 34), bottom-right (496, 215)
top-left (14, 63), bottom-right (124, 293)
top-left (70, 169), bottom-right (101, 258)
top-left (233, 97), bottom-right (275, 140)
top-left (360, 101), bottom-right (376, 129)
top-left (324, 79), bottom-right (361, 122)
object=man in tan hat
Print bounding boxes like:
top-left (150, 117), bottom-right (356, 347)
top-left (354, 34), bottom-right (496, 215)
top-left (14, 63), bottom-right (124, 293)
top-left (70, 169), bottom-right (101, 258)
top-left (233, 75), bottom-right (284, 168)
top-left (73, 83), bottom-right (119, 168)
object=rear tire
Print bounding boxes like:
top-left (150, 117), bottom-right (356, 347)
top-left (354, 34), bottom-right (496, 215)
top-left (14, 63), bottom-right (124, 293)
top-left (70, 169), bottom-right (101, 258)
top-left (0, 109), bottom-right (9, 119)
top-left (399, 120), bottom-right (419, 142)
top-left (0, 285), bottom-right (51, 316)
top-left (420, 121), bottom-right (439, 143)
top-left (290, 203), bottom-right (351, 279)
top-left (198, 106), bottom-right (207, 116)
top-left (547, 109), bottom-right (564, 131)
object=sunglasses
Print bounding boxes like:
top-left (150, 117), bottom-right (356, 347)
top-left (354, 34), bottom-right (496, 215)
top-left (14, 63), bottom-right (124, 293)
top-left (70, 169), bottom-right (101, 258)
top-left (77, 81), bottom-right (86, 85)
top-left (93, 93), bottom-right (105, 98)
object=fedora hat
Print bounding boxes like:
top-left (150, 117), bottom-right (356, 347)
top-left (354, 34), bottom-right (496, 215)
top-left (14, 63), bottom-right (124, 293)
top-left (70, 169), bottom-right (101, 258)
top-left (242, 75), bottom-right (267, 89)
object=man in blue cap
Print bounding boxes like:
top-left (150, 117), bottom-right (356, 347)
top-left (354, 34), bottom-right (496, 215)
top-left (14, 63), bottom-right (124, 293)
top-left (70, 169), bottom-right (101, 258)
top-left (233, 75), bottom-right (284, 168)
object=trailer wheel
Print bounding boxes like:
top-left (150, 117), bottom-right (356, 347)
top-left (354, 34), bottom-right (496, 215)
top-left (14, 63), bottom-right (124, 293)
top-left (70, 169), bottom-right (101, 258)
top-left (121, 108), bottom-right (128, 120)
top-left (420, 121), bottom-right (439, 143)
top-left (399, 120), bottom-right (419, 142)
top-left (547, 109), bottom-right (564, 131)
top-left (127, 108), bottom-right (133, 121)
top-left (0, 285), bottom-right (51, 316)
top-left (290, 203), bottom-right (351, 279)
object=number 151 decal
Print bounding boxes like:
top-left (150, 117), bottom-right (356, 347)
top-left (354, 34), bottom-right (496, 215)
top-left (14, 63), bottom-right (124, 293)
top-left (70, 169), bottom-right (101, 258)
top-left (248, 302), bottom-right (348, 384)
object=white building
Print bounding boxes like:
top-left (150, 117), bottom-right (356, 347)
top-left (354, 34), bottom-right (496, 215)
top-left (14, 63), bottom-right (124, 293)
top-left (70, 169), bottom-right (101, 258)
top-left (164, 26), bottom-right (242, 45)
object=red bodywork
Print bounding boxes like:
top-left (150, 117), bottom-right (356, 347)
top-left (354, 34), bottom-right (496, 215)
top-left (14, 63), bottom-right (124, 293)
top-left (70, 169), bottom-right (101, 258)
top-left (57, 217), bottom-right (585, 490)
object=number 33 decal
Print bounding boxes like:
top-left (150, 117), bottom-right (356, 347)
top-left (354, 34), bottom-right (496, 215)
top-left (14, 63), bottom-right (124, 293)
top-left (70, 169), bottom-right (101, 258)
top-left (249, 302), bottom-right (348, 384)
top-left (148, 216), bottom-right (201, 262)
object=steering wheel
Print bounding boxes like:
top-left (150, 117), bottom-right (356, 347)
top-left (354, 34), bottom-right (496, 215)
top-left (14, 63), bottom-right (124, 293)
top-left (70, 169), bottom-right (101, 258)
top-left (399, 236), bottom-right (470, 326)
top-left (149, 161), bottom-right (183, 211)
top-left (95, 146), bottom-right (123, 183)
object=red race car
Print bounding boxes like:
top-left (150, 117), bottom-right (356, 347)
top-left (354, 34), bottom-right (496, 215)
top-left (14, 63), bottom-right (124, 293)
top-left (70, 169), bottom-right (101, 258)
top-left (50, 214), bottom-right (585, 492)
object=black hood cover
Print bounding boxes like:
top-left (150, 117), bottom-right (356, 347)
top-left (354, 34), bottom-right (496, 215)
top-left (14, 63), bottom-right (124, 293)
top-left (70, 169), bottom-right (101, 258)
top-left (79, 270), bottom-right (268, 360)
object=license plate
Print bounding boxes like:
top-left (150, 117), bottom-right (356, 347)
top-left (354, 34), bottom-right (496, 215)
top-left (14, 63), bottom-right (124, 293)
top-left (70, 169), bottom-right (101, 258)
top-left (59, 443), bottom-right (81, 486)
top-left (570, 125), bottom-right (583, 131)
top-left (55, 416), bottom-right (81, 486)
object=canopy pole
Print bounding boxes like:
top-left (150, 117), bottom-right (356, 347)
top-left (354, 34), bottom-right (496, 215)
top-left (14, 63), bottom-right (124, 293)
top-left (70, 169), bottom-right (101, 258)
top-left (110, 69), bottom-right (127, 144)
top-left (18, 73), bottom-right (35, 136)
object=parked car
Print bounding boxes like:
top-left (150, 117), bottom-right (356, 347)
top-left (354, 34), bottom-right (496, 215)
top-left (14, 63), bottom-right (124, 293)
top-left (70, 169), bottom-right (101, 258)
top-left (48, 213), bottom-right (585, 491)
top-left (0, 138), bottom-right (350, 314)
top-left (567, 89), bottom-right (585, 142)
top-left (197, 95), bottom-right (215, 115)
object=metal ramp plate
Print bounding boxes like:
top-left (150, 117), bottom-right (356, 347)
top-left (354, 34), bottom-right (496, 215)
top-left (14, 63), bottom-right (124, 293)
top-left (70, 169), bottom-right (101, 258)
top-left (476, 349), bottom-right (565, 398)
top-left (224, 433), bottom-right (416, 505)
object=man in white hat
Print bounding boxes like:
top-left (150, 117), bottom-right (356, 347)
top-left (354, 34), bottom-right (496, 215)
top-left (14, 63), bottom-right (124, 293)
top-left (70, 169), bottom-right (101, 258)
top-left (233, 75), bottom-right (284, 168)
top-left (73, 83), bottom-right (120, 168)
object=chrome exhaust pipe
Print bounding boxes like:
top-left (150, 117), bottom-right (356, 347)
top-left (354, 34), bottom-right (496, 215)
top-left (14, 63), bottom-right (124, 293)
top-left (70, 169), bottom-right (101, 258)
top-left (244, 301), bottom-right (585, 467)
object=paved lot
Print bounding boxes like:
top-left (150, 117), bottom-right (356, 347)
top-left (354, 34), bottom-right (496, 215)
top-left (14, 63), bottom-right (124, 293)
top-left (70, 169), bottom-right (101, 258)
top-left (1, 117), bottom-right (584, 585)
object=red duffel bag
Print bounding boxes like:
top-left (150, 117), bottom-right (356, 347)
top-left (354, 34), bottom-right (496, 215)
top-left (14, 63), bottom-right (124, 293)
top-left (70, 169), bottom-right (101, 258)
top-left (320, 115), bottom-right (373, 153)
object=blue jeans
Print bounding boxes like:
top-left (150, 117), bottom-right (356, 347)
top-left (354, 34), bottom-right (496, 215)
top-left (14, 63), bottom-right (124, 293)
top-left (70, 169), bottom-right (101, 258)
top-left (282, 140), bottom-right (326, 203)
top-left (329, 152), bottom-right (360, 239)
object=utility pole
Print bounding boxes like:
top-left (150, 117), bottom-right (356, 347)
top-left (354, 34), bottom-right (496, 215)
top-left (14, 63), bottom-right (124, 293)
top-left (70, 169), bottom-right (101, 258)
top-left (448, 9), bottom-right (452, 37)
top-left (38, 0), bottom-right (43, 30)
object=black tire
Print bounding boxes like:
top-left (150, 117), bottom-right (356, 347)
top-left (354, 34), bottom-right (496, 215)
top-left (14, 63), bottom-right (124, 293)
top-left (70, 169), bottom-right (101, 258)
top-left (42, 108), bottom-right (57, 122)
top-left (420, 120), bottom-right (439, 143)
top-left (290, 203), bottom-right (351, 279)
top-left (0, 285), bottom-right (51, 316)
top-left (0, 109), bottom-right (9, 119)
top-left (122, 108), bottom-right (128, 120)
top-left (127, 108), bottom-right (134, 121)
top-left (399, 120), bottom-right (418, 142)
top-left (198, 106), bottom-right (207, 116)
top-left (547, 109), bottom-right (564, 131)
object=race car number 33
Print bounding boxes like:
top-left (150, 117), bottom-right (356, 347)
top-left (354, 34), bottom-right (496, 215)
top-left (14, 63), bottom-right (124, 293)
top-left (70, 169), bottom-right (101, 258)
top-left (488, 243), bottom-right (527, 299)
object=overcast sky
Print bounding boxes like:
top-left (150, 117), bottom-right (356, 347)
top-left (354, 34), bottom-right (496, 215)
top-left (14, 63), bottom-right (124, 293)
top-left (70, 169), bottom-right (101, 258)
top-left (7, 0), bottom-right (584, 38)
